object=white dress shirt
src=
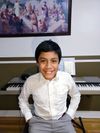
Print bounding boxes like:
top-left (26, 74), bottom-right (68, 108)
top-left (18, 71), bottom-right (80, 122)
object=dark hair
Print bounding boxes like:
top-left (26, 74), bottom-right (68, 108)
top-left (35, 40), bottom-right (62, 63)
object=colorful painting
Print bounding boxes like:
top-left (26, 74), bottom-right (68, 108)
top-left (0, 0), bottom-right (72, 37)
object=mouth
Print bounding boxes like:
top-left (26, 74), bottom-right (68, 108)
top-left (46, 71), bottom-right (53, 74)
top-left (44, 70), bottom-right (54, 74)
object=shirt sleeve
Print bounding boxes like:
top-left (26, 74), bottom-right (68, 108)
top-left (66, 75), bottom-right (81, 119)
top-left (18, 79), bottom-right (33, 122)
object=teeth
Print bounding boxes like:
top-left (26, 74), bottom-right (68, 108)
top-left (46, 72), bottom-right (52, 74)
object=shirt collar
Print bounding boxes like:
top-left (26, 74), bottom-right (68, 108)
top-left (39, 71), bottom-right (59, 82)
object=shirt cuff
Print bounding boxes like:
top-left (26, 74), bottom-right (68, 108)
top-left (66, 109), bottom-right (76, 119)
top-left (25, 112), bottom-right (33, 122)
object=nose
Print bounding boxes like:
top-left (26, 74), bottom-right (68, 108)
top-left (46, 61), bottom-right (52, 68)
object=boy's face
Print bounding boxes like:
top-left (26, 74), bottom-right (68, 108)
top-left (38, 51), bottom-right (59, 80)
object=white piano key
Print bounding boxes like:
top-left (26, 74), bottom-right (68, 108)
top-left (6, 84), bottom-right (23, 91)
top-left (76, 83), bottom-right (100, 95)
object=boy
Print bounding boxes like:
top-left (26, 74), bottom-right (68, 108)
top-left (18, 40), bottom-right (80, 133)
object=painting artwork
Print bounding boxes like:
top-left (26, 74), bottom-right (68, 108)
top-left (0, 0), bottom-right (72, 37)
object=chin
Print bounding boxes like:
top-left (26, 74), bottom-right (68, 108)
top-left (45, 75), bottom-right (54, 80)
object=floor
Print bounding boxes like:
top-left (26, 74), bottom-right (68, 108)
top-left (0, 117), bottom-right (100, 133)
top-left (74, 118), bottom-right (100, 133)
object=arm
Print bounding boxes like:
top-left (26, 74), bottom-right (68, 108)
top-left (66, 76), bottom-right (81, 119)
top-left (18, 79), bottom-right (33, 122)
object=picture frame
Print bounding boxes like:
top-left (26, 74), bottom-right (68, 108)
top-left (0, 0), bottom-right (72, 37)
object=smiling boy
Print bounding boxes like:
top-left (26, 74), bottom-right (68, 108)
top-left (18, 40), bottom-right (80, 133)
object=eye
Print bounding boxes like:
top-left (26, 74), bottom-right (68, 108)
top-left (39, 59), bottom-right (46, 63)
top-left (51, 59), bottom-right (58, 63)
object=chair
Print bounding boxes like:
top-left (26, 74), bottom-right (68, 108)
top-left (67, 95), bottom-right (86, 133)
top-left (23, 122), bottom-right (29, 133)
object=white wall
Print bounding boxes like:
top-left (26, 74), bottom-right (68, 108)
top-left (0, 0), bottom-right (100, 57)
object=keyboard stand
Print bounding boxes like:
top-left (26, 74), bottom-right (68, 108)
top-left (72, 117), bottom-right (86, 133)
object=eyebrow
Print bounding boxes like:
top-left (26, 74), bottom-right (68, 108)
top-left (39, 57), bottom-right (59, 60)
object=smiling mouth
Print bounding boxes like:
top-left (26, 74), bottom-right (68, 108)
top-left (45, 71), bottom-right (53, 74)
top-left (45, 70), bottom-right (55, 73)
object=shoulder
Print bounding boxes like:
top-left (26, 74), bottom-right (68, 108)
top-left (58, 71), bottom-right (71, 78)
top-left (57, 71), bottom-right (74, 82)
top-left (23, 73), bottom-right (40, 91)
top-left (26, 73), bottom-right (39, 82)
top-left (24, 73), bottom-right (40, 86)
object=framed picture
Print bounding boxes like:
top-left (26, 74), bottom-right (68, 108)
top-left (0, 0), bottom-right (72, 37)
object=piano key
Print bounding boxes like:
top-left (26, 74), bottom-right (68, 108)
top-left (76, 83), bottom-right (100, 95)
top-left (6, 83), bottom-right (23, 91)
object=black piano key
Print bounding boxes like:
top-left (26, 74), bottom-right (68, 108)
top-left (1, 83), bottom-right (24, 91)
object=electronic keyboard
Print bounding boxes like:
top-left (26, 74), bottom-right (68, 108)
top-left (73, 76), bottom-right (100, 95)
top-left (1, 76), bottom-right (100, 95)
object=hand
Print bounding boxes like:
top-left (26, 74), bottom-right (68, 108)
top-left (27, 118), bottom-right (32, 123)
